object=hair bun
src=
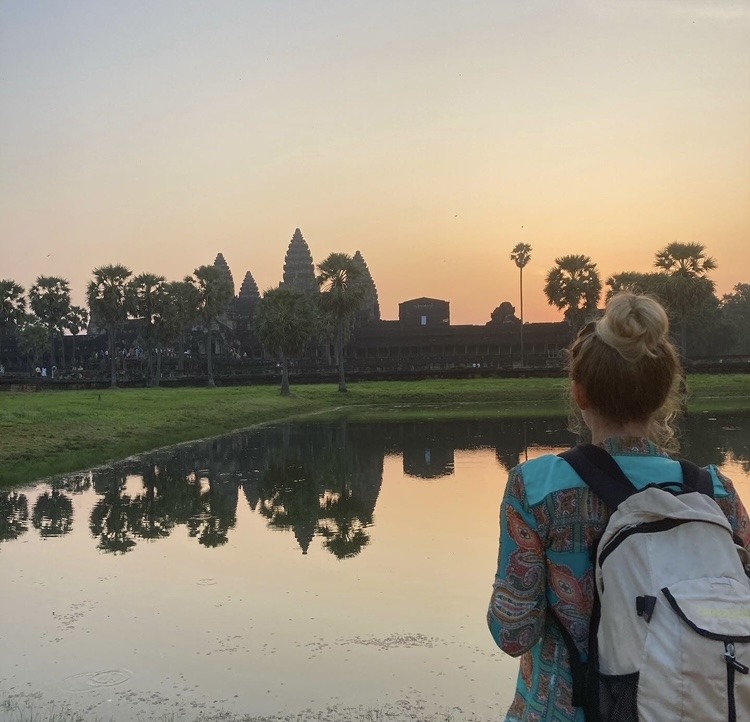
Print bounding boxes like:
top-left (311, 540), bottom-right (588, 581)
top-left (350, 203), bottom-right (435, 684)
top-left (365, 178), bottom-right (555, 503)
top-left (596, 293), bottom-right (669, 361)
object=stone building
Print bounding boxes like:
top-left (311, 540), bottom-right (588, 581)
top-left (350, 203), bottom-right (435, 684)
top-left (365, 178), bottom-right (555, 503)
top-left (398, 297), bottom-right (450, 327)
top-left (235, 270), bottom-right (263, 359)
top-left (352, 250), bottom-right (380, 324)
top-left (213, 253), bottom-right (235, 296)
top-left (197, 232), bottom-right (572, 373)
top-left (281, 228), bottom-right (318, 295)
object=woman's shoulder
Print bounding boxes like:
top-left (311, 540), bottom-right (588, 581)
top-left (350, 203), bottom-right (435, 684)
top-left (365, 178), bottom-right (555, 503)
top-left (512, 452), bottom-right (588, 507)
top-left (705, 463), bottom-right (739, 500)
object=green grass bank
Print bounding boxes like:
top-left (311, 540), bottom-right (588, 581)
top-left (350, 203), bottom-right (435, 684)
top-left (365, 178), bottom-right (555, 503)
top-left (2, 374), bottom-right (749, 487)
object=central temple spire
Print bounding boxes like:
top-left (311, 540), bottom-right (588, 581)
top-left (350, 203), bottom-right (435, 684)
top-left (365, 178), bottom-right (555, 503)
top-left (281, 228), bottom-right (317, 295)
top-left (213, 252), bottom-right (235, 297)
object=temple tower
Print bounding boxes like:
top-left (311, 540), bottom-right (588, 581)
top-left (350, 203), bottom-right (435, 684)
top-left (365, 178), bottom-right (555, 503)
top-left (353, 250), bottom-right (381, 323)
top-left (281, 228), bottom-right (318, 295)
top-left (213, 252), bottom-right (235, 297)
top-left (237, 270), bottom-right (261, 320)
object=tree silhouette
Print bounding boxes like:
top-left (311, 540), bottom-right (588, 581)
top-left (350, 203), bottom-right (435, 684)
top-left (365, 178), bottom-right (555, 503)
top-left (29, 276), bottom-right (71, 370)
top-left (162, 278), bottom-right (200, 372)
top-left (87, 264), bottom-right (133, 387)
top-left (254, 286), bottom-right (317, 396)
top-left (0, 279), bottom-right (26, 330)
top-left (654, 242), bottom-right (717, 278)
top-left (187, 475), bottom-right (238, 548)
top-left (544, 254), bottom-right (601, 329)
top-left (489, 301), bottom-right (519, 325)
top-left (130, 462), bottom-right (175, 541)
top-left (722, 284), bottom-right (750, 355)
top-left (89, 469), bottom-right (143, 554)
top-left (258, 458), bottom-right (322, 554)
top-left (64, 305), bottom-right (89, 367)
top-left (1, 279), bottom-right (27, 370)
top-left (18, 313), bottom-right (48, 370)
top-left (0, 491), bottom-right (29, 543)
top-left (128, 273), bottom-right (167, 386)
top-left (191, 265), bottom-right (234, 387)
top-left (510, 243), bottom-right (532, 366)
top-left (605, 271), bottom-right (662, 300)
top-left (317, 253), bottom-right (364, 392)
top-left (32, 490), bottom-right (74, 538)
top-left (653, 242), bottom-right (717, 355)
top-left (317, 488), bottom-right (370, 559)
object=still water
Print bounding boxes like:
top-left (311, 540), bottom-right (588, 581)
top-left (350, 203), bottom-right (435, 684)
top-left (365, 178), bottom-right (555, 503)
top-left (1, 413), bottom-right (749, 722)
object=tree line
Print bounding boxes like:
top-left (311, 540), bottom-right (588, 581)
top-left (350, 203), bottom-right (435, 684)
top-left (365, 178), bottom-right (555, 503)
top-left (512, 240), bottom-right (750, 359)
top-left (2, 240), bottom-right (750, 393)
top-left (0, 251), bottom-right (367, 394)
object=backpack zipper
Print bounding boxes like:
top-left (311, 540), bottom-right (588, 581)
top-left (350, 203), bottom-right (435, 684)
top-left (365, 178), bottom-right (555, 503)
top-left (724, 641), bottom-right (749, 722)
top-left (599, 519), bottom-right (689, 568)
top-left (599, 518), bottom-right (731, 569)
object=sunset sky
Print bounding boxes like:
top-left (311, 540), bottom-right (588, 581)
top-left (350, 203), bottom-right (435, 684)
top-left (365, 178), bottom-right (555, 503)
top-left (1, 0), bottom-right (749, 325)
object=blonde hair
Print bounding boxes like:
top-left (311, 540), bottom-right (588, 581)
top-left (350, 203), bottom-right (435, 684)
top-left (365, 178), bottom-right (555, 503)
top-left (567, 292), bottom-right (685, 452)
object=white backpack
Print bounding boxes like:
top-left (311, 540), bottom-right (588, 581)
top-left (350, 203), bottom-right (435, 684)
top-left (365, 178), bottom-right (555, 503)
top-left (557, 444), bottom-right (750, 722)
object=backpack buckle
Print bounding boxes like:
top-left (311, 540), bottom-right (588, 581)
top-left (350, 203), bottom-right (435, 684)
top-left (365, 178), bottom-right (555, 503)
top-left (724, 642), bottom-right (750, 675)
top-left (636, 595), bottom-right (657, 623)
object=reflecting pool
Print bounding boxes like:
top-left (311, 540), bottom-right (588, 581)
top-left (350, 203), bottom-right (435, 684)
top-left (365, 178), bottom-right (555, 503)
top-left (1, 413), bottom-right (748, 721)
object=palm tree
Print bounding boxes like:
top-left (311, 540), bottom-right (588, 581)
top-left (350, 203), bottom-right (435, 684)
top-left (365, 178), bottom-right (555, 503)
top-left (654, 242), bottom-right (717, 278)
top-left (18, 314), bottom-right (48, 371)
top-left (29, 276), bottom-right (71, 371)
top-left (0, 491), bottom-right (30, 543)
top-left (64, 305), bottom-right (89, 367)
top-left (316, 252), bottom-right (364, 392)
top-left (162, 278), bottom-right (200, 373)
top-left (254, 287), bottom-right (317, 396)
top-left (191, 265), bottom-right (234, 387)
top-left (510, 243), bottom-right (532, 366)
top-left (31, 490), bottom-right (74, 538)
top-left (605, 271), bottom-right (662, 300)
top-left (0, 279), bottom-right (26, 329)
top-left (128, 273), bottom-right (166, 386)
top-left (543, 254), bottom-right (601, 329)
top-left (86, 264), bottom-right (132, 388)
top-left (1, 279), bottom-right (26, 370)
top-left (317, 488), bottom-right (371, 559)
top-left (722, 284), bottom-right (750, 355)
top-left (89, 468), bottom-right (142, 554)
top-left (653, 242), bottom-right (717, 355)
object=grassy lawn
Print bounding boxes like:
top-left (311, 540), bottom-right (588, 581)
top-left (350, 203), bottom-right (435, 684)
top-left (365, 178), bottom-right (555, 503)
top-left (2, 374), bottom-right (749, 487)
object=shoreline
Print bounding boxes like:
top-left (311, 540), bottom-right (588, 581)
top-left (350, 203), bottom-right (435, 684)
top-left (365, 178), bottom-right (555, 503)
top-left (2, 375), bottom-right (749, 488)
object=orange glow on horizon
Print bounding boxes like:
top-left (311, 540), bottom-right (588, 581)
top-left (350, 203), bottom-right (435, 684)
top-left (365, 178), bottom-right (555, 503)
top-left (1, 2), bottom-right (748, 326)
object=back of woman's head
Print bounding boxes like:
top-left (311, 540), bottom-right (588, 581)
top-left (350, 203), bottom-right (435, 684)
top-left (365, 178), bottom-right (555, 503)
top-left (568, 292), bottom-right (683, 448)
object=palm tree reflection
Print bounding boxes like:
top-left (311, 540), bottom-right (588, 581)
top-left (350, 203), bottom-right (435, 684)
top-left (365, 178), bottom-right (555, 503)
top-left (0, 491), bottom-right (29, 543)
top-left (89, 469), bottom-right (143, 554)
top-left (32, 490), bottom-right (74, 538)
top-left (8, 412), bottom-right (742, 557)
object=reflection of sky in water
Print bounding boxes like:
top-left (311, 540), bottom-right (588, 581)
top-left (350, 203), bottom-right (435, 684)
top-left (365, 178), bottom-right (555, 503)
top-left (1, 415), bottom-right (748, 721)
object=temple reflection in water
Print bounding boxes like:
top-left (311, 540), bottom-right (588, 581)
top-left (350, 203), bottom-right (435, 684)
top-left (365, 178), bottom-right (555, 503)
top-left (2, 413), bottom-right (748, 558)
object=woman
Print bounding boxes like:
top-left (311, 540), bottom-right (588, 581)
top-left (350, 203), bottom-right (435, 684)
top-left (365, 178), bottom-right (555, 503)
top-left (487, 292), bottom-right (750, 722)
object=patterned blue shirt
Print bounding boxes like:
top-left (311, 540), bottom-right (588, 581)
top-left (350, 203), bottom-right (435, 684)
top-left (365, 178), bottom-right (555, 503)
top-left (487, 438), bottom-right (750, 722)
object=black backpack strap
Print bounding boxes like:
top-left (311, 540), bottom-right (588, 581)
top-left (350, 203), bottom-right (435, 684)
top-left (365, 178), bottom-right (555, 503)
top-left (559, 444), bottom-right (638, 510)
top-left (678, 459), bottom-right (715, 499)
top-left (560, 445), bottom-right (715, 506)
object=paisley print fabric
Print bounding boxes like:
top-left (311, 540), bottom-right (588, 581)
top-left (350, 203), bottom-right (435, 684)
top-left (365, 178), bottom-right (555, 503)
top-left (487, 437), bottom-right (750, 722)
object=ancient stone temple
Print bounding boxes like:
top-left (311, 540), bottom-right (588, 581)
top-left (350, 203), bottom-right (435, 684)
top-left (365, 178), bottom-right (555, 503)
top-left (281, 228), bottom-right (318, 295)
top-left (352, 250), bottom-right (380, 323)
top-left (234, 270), bottom-right (264, 358)
top-left (237, 271), bottom-right (261, 319)
top-left (213, 253), bottom-right (235, 296)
